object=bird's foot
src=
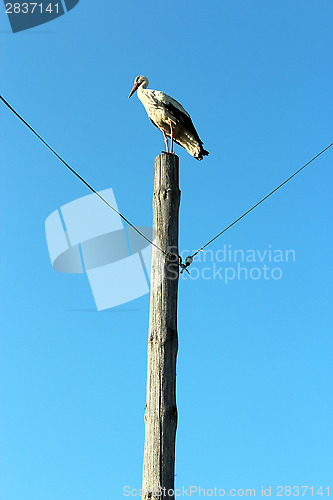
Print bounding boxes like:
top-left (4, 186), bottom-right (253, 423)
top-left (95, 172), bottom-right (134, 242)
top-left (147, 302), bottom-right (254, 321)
top-left (169, 121), bottom-right (174, 154)
top-left (163, 131), bottom-right (169, 153)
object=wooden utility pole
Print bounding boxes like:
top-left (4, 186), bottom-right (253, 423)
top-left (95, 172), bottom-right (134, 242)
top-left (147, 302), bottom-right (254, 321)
top-left (142, 153), bottom-right (181, 500)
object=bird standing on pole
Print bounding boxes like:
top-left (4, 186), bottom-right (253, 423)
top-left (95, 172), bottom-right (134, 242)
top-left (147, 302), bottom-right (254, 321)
top-left (128, 75), bottom-right (209, 160)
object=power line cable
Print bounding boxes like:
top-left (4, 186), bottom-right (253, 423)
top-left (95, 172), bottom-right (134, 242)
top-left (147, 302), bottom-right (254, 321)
top-left (0, 94), bottom-right (167, 256)
top-left (181, 142), bottom-right (333, 272)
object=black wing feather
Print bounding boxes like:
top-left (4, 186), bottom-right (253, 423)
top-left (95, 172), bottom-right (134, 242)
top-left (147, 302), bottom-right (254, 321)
top-left (162, 101), bottom-right (203, 145)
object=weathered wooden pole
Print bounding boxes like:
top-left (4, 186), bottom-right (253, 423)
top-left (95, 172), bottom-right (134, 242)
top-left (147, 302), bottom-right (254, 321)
top-left (142, 153), bottom-right (181, 500)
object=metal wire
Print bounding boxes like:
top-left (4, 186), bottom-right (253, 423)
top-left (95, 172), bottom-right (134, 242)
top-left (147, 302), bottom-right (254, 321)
top-left (188, 142), bottom-right (333, 262)
top-left (0, 95), bottom-right (167, 256)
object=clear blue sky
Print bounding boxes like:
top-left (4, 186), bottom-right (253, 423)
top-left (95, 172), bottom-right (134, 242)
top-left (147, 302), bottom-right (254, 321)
top-left (1, 1), bottom-right (332, 499)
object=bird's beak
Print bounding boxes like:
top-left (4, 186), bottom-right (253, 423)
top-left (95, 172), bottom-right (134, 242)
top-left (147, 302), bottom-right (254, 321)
top-left (128, 82), bottom-right (140, 98)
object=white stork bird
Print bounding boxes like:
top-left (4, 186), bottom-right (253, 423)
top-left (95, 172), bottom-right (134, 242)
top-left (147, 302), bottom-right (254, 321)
top-left (128, 76), bottom-right (209, 160)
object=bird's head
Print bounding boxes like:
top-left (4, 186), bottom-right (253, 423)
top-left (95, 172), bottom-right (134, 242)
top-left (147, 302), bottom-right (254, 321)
top-left (128, 75), bottom-right (149, 98)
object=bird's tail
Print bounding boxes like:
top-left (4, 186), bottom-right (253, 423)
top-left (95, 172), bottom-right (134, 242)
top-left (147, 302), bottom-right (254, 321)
top-left (196, 148), bottom-right (209, 161)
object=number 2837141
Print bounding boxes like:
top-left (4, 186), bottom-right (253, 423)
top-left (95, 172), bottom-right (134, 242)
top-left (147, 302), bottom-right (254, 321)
top-left (5, 3), bottom-right (60, 14)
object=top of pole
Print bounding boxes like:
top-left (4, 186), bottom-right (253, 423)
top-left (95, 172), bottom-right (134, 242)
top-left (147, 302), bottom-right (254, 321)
top-left (155, 152), bottom-right (179, 161)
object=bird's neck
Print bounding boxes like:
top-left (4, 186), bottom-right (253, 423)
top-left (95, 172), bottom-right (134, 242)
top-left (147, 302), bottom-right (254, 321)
top-left (137, 85), bottom-right (147, 100)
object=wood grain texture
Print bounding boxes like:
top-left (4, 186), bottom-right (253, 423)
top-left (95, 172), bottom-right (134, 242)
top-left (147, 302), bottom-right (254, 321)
top-left (142, 153), bottom-right (181, 500)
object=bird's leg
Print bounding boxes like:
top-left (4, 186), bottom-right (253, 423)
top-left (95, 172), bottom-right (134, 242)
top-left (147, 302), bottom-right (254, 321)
top-left (169, 121), bottom-right (174, 154)
top-left (163, 131), bottom-right (169, 153)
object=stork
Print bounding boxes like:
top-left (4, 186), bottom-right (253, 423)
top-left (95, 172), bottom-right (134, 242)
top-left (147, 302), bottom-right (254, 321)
top-left (128, 76), bottom-right (209, 160)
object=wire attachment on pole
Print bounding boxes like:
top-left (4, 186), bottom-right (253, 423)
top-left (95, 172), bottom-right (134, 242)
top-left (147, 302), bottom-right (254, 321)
top-left (179, 255), bottom-right (194, 274)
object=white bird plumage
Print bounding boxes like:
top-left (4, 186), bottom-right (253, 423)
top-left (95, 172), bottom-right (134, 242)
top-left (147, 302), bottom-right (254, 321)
top-left (128, 76), bottom-right (209, 160)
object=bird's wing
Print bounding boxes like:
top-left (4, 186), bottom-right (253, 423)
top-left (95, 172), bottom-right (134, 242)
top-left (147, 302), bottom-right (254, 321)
top-left (153, 91), bottom-right (190, 117)
top-left (154, 91), bottom-right (202, 144)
